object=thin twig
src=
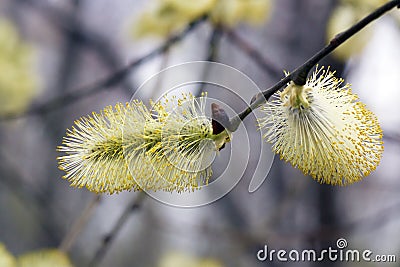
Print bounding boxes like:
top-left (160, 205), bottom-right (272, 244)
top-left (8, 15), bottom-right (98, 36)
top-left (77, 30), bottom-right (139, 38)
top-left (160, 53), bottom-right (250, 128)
top-left (229, 0), bottom-right (400, 132)
top-left (16, 0), bottom-right (134, 94)
top-left (198, 26), bottom-right (223, 94)
top-left (150, 43), bottom-right (171, 98)
top-left (266, 178), bottom-right (307, 226)
top-left (0, 148), bottom-right (63, 244)
top-left (40, 1), bottom-right (83, 241)
top-left (224, 28), bottom-right (282, 78)
top-left (88, 192), bottom-right (146, 267)
top-left (206, 26), bottom-right (223, 62)
top-left (0, 16), bottom-right (207, 121)
top-left (383, 131), bottom-right (400, 144)
top-left (59, 195), bottom-right (101, 252)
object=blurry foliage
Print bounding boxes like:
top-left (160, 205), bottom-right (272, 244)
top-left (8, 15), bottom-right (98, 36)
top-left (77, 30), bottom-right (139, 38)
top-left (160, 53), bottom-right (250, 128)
top-left (0, 19), bottom-right (37, 115)
top-left (327, 4), bottom-right (373, 61)
top-left (0, 243), bottom-right (16, 267)
top-left (0, 243), bottom-right (74, 267)
top-left (133, 0), bottom-right (272, 37)
top-left (17, 249), bottom-right (75, 267)
top-left (133, 0), bottom-right (215, 37)
top-left (326, 0), bottom-right (398, 61)
top-left (341, 0), bottom-right (387, 9)
top-left (158, 251), bottom-right (224, 267)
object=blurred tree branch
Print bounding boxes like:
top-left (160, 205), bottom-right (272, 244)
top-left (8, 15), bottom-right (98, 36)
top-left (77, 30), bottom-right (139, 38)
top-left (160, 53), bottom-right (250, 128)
top-left (198, 26), bottom-right (223, 94)
top-left (224, 28), bottom-right (282, 78)
top-left (0, 15), bottom-right (207, 121)
top-left (384, 131), bottom-right (400, 144)
top-left (0, 149), bottom-right (66, 244)
top-left (149, 199), bottom-right (400, 251)
top-left (59, 195), bottom-right (101, 252)
top-left (15, 0), bottom-right (134, 94)
top-left (206, 26), bottom-right (223, 62)
top-left (88, 193), bottom-right (146, 267)
top-left (229, 0), bottom-right (400, 131)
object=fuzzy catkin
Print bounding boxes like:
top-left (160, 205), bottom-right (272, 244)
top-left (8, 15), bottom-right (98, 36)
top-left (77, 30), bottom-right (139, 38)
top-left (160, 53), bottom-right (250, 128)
top-left (58, 94), bottom-right (219, 194)
top-left (258, 66), bottom-right (384, 185)
top-left (17, 249), bottom-right (74, 267)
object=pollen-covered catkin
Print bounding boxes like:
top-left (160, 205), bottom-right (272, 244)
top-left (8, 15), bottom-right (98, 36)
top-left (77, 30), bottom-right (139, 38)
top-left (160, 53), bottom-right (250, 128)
top-left (258, 66), bottom-right (384, 185)
top-left (0, 19), bottom-right (37, 115)
top-left (133, 0), bottom-right (271, 37)
top-left (17, 249), bottom-right (74, 267)
top-left (0, 243), bottom-right (16, 267)
top-left (58, 93), bottom-right (223, 194)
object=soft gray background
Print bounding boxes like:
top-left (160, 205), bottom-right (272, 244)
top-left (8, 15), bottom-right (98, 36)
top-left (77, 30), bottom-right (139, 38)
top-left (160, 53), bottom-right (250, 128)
top-left (1, 0), bottom-right (400, 266)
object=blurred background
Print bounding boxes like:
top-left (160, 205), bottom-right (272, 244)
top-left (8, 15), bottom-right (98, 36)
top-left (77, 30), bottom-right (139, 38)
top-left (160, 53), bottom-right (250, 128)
top-left (0, 0), bottom-right (400, 266)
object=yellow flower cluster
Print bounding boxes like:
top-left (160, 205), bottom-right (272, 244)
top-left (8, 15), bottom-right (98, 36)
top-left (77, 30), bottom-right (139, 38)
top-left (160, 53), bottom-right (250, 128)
top-left (0, 244), bottom-right (74, 267)
top-left (210, 0), bottom-right (272, 27)
top-left (0, 243), bottom-right (16, 267)
top-left (58, 93), bottom-right (229, 194)
top-left (0, 19), bottom-right (37, 115)
top-left (17, 250), bottom-right (74, 267)
top-left (341, 0), bottom-right (387, 9)
top-left (327, 0), bottom-right (389, 61)
top-left (159, 251), bottom-right (224, 267)
top-left (133, 0), bottom-right (272, 37)
top-left (258, 66), bottom-right (384, 185)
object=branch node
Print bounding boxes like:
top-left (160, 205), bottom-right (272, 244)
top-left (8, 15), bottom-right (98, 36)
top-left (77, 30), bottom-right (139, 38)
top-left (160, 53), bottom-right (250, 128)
top-left (291, 71), bottom-right (308, 86)
top-left (211, 103), bottom-right (231, 150)
top-left (250, 92), bottom-right (264, 105)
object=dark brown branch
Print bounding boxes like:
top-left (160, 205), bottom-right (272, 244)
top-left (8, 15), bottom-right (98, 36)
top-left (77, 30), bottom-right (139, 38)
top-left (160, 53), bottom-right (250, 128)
top-left (206, 26), bottom-right (223, 62)
top-left (228, 0), bottom-right (400, 132)
top-left (291, 0), bottom-right (400, 85)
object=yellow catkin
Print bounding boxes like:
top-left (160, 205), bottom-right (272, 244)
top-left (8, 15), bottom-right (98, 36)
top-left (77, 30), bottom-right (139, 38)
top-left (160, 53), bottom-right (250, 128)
top-left (133, 0), bottom-right (271, 37)
top-left (133, 0), bottom-right (216, 37)
top-left (341, 0), bottom-right (388, 10)
top-left (258, 66), bottom-right (384, 185)
top-left (327, 0), bottom-right (391, 61)
top-left (0, 19), bottom-right (37, 114)
top-left (17, 249), bottom-right (74, 267)
top-left (326, 4), bottom-right (373, 61)
top-left (58, 93), bottom-right (227, 194)
top-left (0, 243), bottom-right (17, 267)
top-left (158, 251), bottom-right (224, 267)
top-left (211, 0), bottom-right (272, 26)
